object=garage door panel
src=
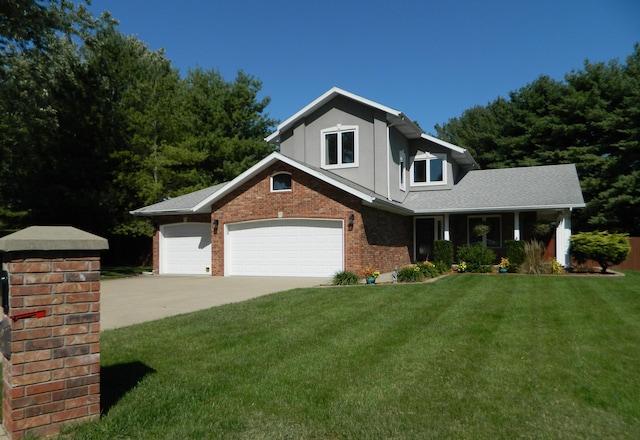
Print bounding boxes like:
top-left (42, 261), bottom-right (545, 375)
top-left (227, 219), bottom-right (343, 277)
top-left (161, 223), bottom-right (212, 275)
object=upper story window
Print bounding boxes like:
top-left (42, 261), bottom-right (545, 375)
top-left (321, 125), bottom-right (358, 169)
top-left (271, 172), bottom-right (292, 192)
top-left (411, 152), bottom-right (447, 186)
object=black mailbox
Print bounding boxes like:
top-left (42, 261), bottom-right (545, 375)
top-left (0, 270), bottom-right (9, 359)
top-left (0, 317), bottom-right (10, 359)
top-left (1, 269), bottom-right (8, 315)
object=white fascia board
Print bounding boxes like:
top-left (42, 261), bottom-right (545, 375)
top-left (130, 208), bottom-right (191, 216)
top-left (412, 203), bottom-right (586, 215)
top-left (420, 133), bottom-right (467, 154)
top-left (420, 133), bottom-right (480, 169)
top-left (191, 152), bottom-right (375, 213)
top-left (265, 87), bottom-right (403, 144)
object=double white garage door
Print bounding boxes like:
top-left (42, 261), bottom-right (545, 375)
top-left (161, 219), bottom-right (343, 277)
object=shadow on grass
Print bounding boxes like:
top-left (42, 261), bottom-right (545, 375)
top-left (101, 361), bottom-right (156, 415)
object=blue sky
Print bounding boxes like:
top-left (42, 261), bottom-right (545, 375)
top-left (88, 0), bottom-right (639, 134)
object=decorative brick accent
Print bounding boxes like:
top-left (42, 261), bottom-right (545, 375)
top-left (2, 251), bottom-right (102, 439)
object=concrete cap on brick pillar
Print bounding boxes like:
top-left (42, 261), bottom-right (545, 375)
top-left (0, 226), bottom-right (109, 252)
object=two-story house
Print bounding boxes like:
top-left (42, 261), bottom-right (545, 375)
top-left (132, 87), bottom-right (585, 277)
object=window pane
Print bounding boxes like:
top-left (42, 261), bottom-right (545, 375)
top-left (326, 133), bottom-right (338, 165)
top-left (468, 217), bottom-right (484, 245)
top-left (430, 157), bottom-right (444, 182)
top-left (486, 216), bottom-right (501, 248)
top-left (272, 174), bottom-right (291, 190)
top-left (414, 160), bottom-right (427, 182)
top-left (341, 131), bottom-right (355, 163)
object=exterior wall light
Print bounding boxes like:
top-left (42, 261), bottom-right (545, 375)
top-left (213, 219), bottom-right (219, 234)
top-left (348, 214), bottom-right (355, 231)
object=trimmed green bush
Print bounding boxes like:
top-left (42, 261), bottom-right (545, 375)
top-left (433, 240), bottom-right (453, 270)
top-left (570, 231), bottom-right (631, 274)
top-left (332, 270), bottom-right (360, 285)
top-left (416, 261), bottom-right (440, 278)
top-left (456, 244), bottom-right (495, 273)
top-left (505, 240), bottom-right (525, 273)
top-left (397, 265), bottom-right (424, 283)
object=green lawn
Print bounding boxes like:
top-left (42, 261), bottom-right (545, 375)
top-left (62, 272), bottom-right (640, 439)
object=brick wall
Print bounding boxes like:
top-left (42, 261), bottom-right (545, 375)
top-left (2, 251), bottom-right (101, 439)
top-left (209, 163), bottom-right (413, 275)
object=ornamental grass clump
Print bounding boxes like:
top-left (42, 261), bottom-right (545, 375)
top-left (520, 240), bottom-right (546, 274)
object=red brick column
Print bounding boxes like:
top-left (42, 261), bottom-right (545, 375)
top-left (0, 227), bottom-right (108, 439)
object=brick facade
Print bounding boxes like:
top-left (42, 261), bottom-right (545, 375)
top-left (2, 251), bottom-right (102, 439)
top-left (151, 163), bottom-right (414, 275)
top-left (210, 163), bottom-right (412, 276)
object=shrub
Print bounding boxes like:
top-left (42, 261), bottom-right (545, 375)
top-left (397, 265), bottom-right (424, 283)
top-left (550, 258), bottom-right (563, 275)
top-left (456, 244), bottom-right (495, 273)
top-left (434, 260), bottom-right (452, 274)
top-left (332, 270), bottom-right (360, 285)
top-left (505, 240), bottom-right (525, 272)
top-left (519, 240), bottom-right (546, 274)
top-left (433, 240), bottom-right (453, 270)
top-left (570, 231), bottom-right (631, 274)
top-left (416, 261), bottom-right (440, 278)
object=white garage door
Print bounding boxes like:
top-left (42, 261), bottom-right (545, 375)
top-left (160, 223), bottom-right (212, 274)
top-left (226, 219), bottom-right (343, 277)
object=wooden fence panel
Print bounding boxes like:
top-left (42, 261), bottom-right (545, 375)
top-left (612, 236), bottom-right (640, 271)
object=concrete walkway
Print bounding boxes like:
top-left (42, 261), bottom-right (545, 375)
top-left (101, 275), bottom-right (329, 330)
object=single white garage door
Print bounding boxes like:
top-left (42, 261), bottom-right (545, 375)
top-left (226, 219), bottom-right (343, 277)
top-left (160, 223), bottom-right (212, 274)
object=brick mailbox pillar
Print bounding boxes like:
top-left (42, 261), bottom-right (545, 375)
top-left (0, 226), bottom-right (108, 439)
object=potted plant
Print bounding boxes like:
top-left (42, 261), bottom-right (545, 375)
top-left (362, 266), bottom-right (380, 284)
top-left (473, 223), bottom-right (490, 238)
top-left (498, 257), bottom-right (509, 273)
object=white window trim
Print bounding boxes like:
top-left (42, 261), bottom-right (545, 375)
top-left (410, 152), bottom-right (447, 186)
top-left (320, 125), bottom-right (359, 170)
top-left (270, 172), bottom-right (292, 192)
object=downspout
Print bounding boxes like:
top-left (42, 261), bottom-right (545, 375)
top-left (386, 123), bottom-right (391, 200)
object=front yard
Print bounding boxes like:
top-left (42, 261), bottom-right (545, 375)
top-left (62, 272), bottom-right (640, 439)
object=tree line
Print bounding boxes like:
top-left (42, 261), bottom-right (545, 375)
top-left (0, 1), bottom-right (276, 250)
top-left (435, 44), bottom-right (640, 235)
top-left (2, 2), bottom-right (638, 264)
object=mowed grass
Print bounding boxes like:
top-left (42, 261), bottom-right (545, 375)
top-left (63, 272), bottom-right (640, 439)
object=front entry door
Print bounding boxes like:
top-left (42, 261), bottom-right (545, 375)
top-left (415, 217), bottom-right (443, 262)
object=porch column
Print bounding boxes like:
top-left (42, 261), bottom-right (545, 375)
top-left (443, 214), bottom-right (450, 241)
top-left (513, 212), bottom-right (521, 241)
top-left (555, 209), bottom-right (572, 267)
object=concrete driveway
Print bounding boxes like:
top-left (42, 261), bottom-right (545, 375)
top-left (100, 275), bottom-right (328, 330)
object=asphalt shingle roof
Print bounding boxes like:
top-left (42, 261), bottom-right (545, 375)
top-left (131, 160), bottom-right (584, 216)
top-left (403, 164), bottom-right (585, 213)
top-left (131, 182), bottom-right (229, 215)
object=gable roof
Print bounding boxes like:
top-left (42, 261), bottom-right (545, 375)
top-left (266, 87), bottom-right (479, 170)
top-left (266, 86), bottom-right (423, 144)
top-left (131, 152), bottom-right (408, 216)
top-left (403, 164), bottom-right (585, 213)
